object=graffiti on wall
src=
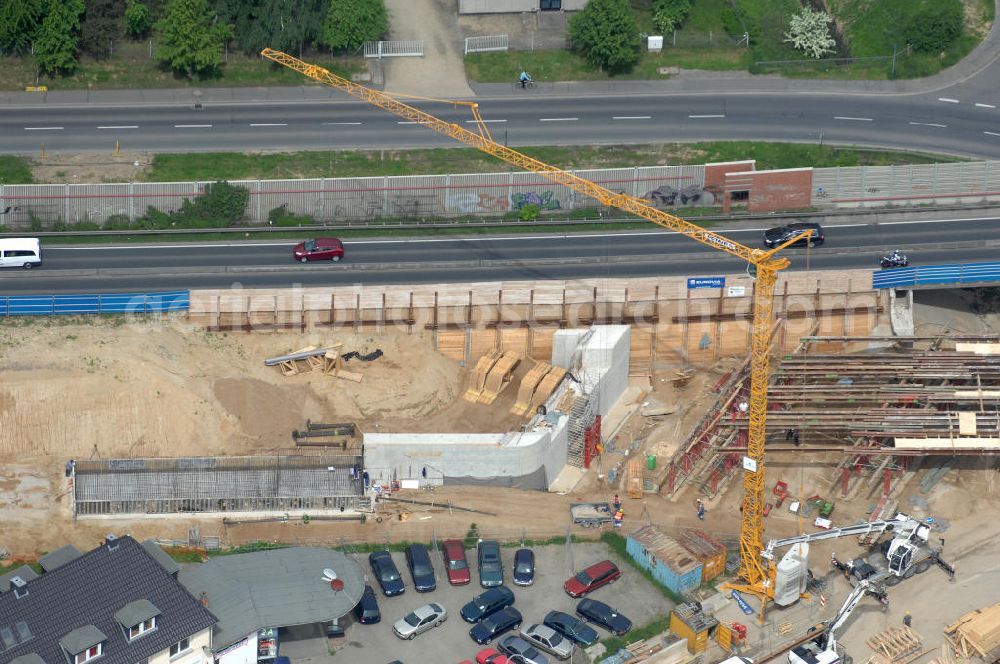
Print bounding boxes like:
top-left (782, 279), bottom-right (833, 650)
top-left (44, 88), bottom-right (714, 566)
top-left (449, 192), bottom-right (511, 214)
top-left (511, 190), bottom-right (562, 211)
top-left (643, 184), bottom-right (716, 208)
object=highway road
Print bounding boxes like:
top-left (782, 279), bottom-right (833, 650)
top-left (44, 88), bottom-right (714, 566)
top-left (4, 91), bottom-right (1000, 158)
top-left (2, 216), bottom-right (998, 294)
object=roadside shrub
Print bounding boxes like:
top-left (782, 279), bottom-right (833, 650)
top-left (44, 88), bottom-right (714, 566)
top-left (268, 205), bottom-right (316, 227)
top-left (103, 214), bottom-right (132, 230)
top-left (518, 203), bottom-right (540, 221)
top-left (906, 0), bottom-right (963, 53)
top-left (568, 0), bottom-right (640, 72)
top-left (464, 523), bottom-right (479, 548)
top-left (178, 181), bottom-right (249, 227)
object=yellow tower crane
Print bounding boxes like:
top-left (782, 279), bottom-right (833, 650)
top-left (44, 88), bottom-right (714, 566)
top-left (262, 48), bottom-right (813, 607)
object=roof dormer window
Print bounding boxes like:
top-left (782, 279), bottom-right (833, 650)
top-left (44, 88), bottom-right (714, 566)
top-left (74, 643), bottom-right (103, 664)
top-left (60, 625), bottom-right (107, 664)
top-left (127, 616), bottom-right (157, 641)
top-left (114, 599), bottom-right (161, 643)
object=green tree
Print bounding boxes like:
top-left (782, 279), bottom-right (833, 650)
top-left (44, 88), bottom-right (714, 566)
top-left (124, 0), bottom-right (151, 38)
top-left (155, 0), bottom-right (233, 78)
top-left (80, 0), bottom-right (123, 58)
top-left (253, 0), bottom-right (325, 56)
top-left (906, 0), bottom-right (963, 53)
top-left (568, 0), bottom-right (640, 72)
top-left (35, 0), bottom-right (85, 75)
top-left (0, 0), bottom-right (44, 55)
top-left (321, 0), bottom-right (387, 52)
top-left (214, 0), bottom-right (260, 53)
top-left (652, 0), bottom-right (692, 34)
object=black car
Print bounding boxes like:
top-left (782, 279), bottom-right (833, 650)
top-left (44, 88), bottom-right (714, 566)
top-left (763, 222), bottom-right (824, 249)
top-left (513, 548), bottom-right (535, 586)
top-left (460, 586), bottom-right (516, 623)
top-left (369, 550), bottom-right (405, 597)
top-left (353, 584), bottom-right (381, 624)
top-left (404, 543), bottom-right (437, 592)
top-left (576, 599), bottom-right (632, 636)
top-left (478, 540), bottom-right (504, 588)
top-left (543, 610), bottom-right (599, 647)
top-left (470, 606), bottom-right (523, 644)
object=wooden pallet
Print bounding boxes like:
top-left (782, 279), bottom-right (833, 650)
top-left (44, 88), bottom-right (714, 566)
top-left (463, 350), bottom-right (503, 402)
top-left (321, 351), bottom-right (363, 382)
top-left (866, 626), bottom-right (923, 663)
top-left (510, 361), bottom-right (551, 416)
top-left (278, 346), bottom-right (317, 375)
top-left (477, 351), bottom-right (521, 404)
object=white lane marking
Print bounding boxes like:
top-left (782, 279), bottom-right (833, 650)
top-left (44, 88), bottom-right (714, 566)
top-left (249, 123), bottom-right (288, 127)
top-left (976, 103), bottom-right (996, 109)
top-left (909, 122), bottom-right (947, 128)
top-left (174, 124), bottom-right (212, 128)
top-left (612, 116), bottom-right (652, 120)
top-left (322, 122), bottom-right (363, 125)
top-left (938, 97), bottom-right (960, 103)
top-left (397, 121), bottom-right (432, 125)
top-left (985, 131), bottom-right (1000, 137)
top-left (24, 126), bottom-right (64, 131)
top-left (97, 125), bottom-right (138, 129)
top-left (834, 116), bottom-right (873, 121)
top-left (688, 114), bottom-right (725, 118)
top-left (47, 216), bottom-right (1000, 250)
top-left (539, 117), bottom-right (578, 122)
top-left (464, 119), bottom-right (507, 124)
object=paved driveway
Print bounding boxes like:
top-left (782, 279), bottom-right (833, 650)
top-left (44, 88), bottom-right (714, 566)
top-left (279, 541), bottom-right (674, 663)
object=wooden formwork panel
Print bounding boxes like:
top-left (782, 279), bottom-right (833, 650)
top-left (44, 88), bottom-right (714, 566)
top-left (718, 320), bottom-right (749, 356)
top-left (653, 323), bottom-right (686, 365)
top-left (469, 329), bottom-right (500, 361)
top-left (530, 327), bottom-right (556, 362)
top-left (435, 330), bottom-right (466, 362)
top-left (498, 328), bottom-right (529, 355)
top-left (686, 321), bottom-right (717, 364)
top-left (629, 327), bottom-right (654, 373)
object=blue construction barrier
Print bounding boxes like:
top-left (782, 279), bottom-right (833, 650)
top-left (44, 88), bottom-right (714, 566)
top-left (0, 290), bottom-right (190, 316)
top-left (872, 261), bottom-right (1000, 289)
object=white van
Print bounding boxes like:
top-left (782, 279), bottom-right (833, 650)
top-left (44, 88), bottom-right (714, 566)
top-left (0, 238), bottom-right (42, 269)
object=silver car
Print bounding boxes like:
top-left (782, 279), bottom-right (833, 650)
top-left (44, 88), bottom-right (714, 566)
top-left (392, 602), bottom-right (447, 639)
top-left (521, 624), bottom-right (574, 660)
top-left (499, 634), bottom-right (549, 664)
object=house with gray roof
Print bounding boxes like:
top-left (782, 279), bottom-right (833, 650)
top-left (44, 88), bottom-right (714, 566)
top-left (0, 535), bottom-right (217, 664)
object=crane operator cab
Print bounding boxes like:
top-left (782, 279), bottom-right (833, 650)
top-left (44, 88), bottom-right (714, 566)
top-left (789, 638), bottom-right (848, 664)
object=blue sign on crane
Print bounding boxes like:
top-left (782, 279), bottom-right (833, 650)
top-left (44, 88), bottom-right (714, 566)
top-left (731, 589), bottom-right (755, 615)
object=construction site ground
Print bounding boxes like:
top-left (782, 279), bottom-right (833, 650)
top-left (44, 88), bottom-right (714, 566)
top-left (0, 288), bottom-right (998, 662)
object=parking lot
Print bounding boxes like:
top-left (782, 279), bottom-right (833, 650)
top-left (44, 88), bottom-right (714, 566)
top-left (279, 541), bottom-right (675, 664)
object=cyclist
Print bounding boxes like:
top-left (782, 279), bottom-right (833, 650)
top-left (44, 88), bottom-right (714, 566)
top-left (518, 70), bottom-right (532, 89)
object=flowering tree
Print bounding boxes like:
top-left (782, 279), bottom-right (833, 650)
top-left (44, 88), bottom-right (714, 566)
top-left (784, 8), bottom-right (835, 59)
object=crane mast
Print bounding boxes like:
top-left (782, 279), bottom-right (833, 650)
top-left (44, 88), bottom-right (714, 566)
top-left (262, 48), bottom-right (799, 599)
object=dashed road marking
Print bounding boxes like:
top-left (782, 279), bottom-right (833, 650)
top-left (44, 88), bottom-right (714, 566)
top-left (688, 114), bottom-right (725, 118)
top-left (322, 122), bottom-right (363, 125)
top-left (834, 116), bottom-right (873, 121)
top-left (938, 97), bottom-right (960, 103)
top-left (249, 123), bottom-right (288, 127)
top-left (24, 126), bottom-right (64, 131)
top-left (97, 125), bottom-right (138, 129)
top-left (612, 116), bottom-right (652, 120)
top-left (174, 124), bottom-right (212, 128)
top-left (909, 122), bottom-right (947, 128)
top-left (976, 103), bottom-right (996, 109)
top-left (539, 117), bottom-right (579, 122)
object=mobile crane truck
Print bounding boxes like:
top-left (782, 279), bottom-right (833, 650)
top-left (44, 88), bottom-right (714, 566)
top-left (788, 578), bottom-right (889, 664)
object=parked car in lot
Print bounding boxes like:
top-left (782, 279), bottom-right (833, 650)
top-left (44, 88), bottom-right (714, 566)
top-left (763, 222), bottom-right (824, 249)
top-left (352, 584), bottom-right (381, 624)
top-left (442, 539), bottom-right (471, 586)
top-left (543, 610), bottom-right (599, 648)
top-left (520, 624), bottom-right (573, 660)
top-left (563, 560), bottom-right (620, 597)
top-left (513, 548), bottom-right (535, 586)
top-left (369, 550), bottom-right (405, 597)
top-left (405, 543), bottom-right (437, 592)
top-left (293, 237), bottom-right (344, 262)
top-left (498, 635), bottom-right (549, 664)
top-left (461, 586), bottom-right (516, 623)
top-left (478, 540), bottom-right (504, 588)
top-left (393, 602), bottom-right (447, 639)
top-left (470, 606), bottom-right (523, 644)
top-left (576, 599), bottom-right (632, 636)
top-left (475, 648), bottom-right (510, 664)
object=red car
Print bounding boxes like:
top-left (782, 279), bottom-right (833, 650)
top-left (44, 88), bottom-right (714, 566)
top-left (442, 539), bottom-right (471, 585)
top-left (293, 237), bottom-right (344, 262)
top-left (475, 648), bottom-right (510, 664)
top-left (564, 560), bottom-right (621, 598)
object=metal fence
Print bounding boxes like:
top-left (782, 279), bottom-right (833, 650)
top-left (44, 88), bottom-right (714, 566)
top-left (872, 261), bottom-right (1000, 289)
top-left (0, 290), bottom-right (189, 316)
top-left (464, 34), bottom-right (509, 55)
top-left (363, 40), bottom-right (424, 59)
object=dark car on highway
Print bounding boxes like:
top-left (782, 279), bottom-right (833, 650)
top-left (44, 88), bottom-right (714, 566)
top-left (763, 222), bottom-right (824, 249)
top-left (576, 599), bottom-right (632, 636)
top-left (369, 550), bottom-right (405, 597)
top-left (442, 539), bottom-right (472, 586)
top-left (563, 560), bottom-right (620, 598)
top-left (478, 540), bottom-right (504, 588)
top-left (470, 606), bottom-right (523, 645)
top-left (512, 548), bottom-right (535, 586)
top-left (405, 543), bottom-right (437, 592)
top-left (461, 586), bottom-right (516, 623)
top-left (293, 237), bottom-right (345, 262)
top-left (543, 610), bottom-right (599, 647)
top-left (353, 584), bottom-right (381, 624)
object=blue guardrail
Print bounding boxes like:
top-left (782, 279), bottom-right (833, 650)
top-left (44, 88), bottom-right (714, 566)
top-left (0, 290), bottom-right (190, 316)
top-left (872, 261), bottom-right (1000, 289)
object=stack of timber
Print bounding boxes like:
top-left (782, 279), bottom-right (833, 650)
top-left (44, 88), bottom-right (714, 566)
top-left (944, 603), bottom-right (1000, 662)
top-left (624, 457), bottom-right (645, 499)
top-left (464, 350), bottom-right (503, 402)
top-left (477, 351), bottom-right (521, 404)
top-left (865, 626), bottom-right (925, 664)
top-left (926, 644), bottom-right (956, 664)
top-left (511, 361), bottom-right (553, 416)
top-left (265, 344), bottom-right (363, 381)
top-left (527, 366), bottom-right (568, 415)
